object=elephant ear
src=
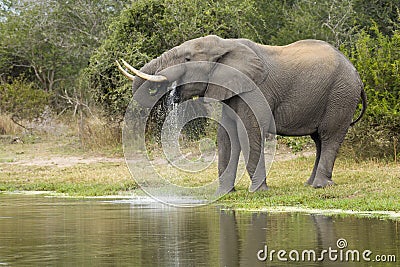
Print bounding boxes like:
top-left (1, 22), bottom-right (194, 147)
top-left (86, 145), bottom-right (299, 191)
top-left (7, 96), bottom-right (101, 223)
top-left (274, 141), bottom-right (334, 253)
top-left (205, 41), bottom-right (267, 101)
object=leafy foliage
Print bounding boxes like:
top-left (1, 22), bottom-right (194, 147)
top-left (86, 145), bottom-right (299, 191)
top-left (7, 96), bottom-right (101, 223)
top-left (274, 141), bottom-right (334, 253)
top-left (353, 0), bottom-right (400, 36)
top-left (271, 0), bottom-right (358, 47)
top-left (0, 0), bottom-right (127, 99)
top-left (344, 26), bottom-right (400, 159)
top-left (0, 77), bottom-right (50, 122)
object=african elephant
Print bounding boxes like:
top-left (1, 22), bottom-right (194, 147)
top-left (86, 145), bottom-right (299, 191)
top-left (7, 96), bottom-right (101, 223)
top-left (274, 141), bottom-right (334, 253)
top-left (117, 35), bottom-right (366, 194)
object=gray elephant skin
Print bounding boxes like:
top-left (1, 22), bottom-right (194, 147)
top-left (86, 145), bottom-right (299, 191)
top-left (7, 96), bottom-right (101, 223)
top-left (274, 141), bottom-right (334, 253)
top-left (117, 35), bottom-right (367, 194)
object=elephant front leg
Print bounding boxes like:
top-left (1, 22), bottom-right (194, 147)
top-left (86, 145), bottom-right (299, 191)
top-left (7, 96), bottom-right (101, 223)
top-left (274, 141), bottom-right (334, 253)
top-left (216, 115), bottom-right (241, 195)
top-left (236, 117), bottom-right (268, 192)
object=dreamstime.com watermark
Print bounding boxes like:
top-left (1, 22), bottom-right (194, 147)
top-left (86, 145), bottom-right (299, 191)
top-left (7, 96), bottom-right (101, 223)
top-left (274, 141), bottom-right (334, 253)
top-left (257, 238), bottom-right (397, 263)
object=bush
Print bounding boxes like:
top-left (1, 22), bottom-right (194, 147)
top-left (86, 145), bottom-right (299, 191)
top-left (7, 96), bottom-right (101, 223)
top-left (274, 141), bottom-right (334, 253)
top-left (0, 77), bottom-right (51, 129)
top-left (343, 26), bottom-right (400, 160)
top-left (271, 0), bottom-right (357, 47)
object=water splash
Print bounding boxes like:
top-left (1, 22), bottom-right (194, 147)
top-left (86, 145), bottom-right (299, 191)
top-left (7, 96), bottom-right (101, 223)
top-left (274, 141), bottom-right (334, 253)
top-left (166, 81), bottom-right (179, 106)
top-left (163, 82), bottom-right (180, 162)
top-left (166, 82), bottom-right (179, 135)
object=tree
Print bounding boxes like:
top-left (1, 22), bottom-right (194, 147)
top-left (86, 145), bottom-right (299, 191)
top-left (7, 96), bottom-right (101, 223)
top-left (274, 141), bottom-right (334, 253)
top-left (247, 0), bottom-right (295, 44)
top-left (271, 0), bottom-right (358, 47)
top-left (0, 0), bottom-right (127, 94)
top-left (353, 0), bottom-right (400, 36)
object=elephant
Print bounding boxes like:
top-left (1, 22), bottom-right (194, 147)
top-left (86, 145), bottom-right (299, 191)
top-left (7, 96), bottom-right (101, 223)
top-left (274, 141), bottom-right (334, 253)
top-left (117, 35), bottom-right (366, 194)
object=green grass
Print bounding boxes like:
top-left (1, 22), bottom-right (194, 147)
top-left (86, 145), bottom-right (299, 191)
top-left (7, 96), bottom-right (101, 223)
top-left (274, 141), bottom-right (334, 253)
top-left (0, 162), bottom-right (137, 196)
top-left (220, 157), bottom-right (400, 213)
top-left (0, 139), bottom-right (135, 196)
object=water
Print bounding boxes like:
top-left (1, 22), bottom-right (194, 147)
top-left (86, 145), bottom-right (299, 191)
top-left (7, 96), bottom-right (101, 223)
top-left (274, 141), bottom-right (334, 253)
top-left (0, 194), bottom-right (398, 266)
top-left (162, 87), bottom-right (180, 162)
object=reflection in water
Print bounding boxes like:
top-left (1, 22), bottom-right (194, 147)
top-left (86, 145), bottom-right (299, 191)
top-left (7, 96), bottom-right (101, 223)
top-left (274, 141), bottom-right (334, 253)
top-left (220, 211), bottom-right (268, 266)
top-left (0, 195), bottom-right (398, 266)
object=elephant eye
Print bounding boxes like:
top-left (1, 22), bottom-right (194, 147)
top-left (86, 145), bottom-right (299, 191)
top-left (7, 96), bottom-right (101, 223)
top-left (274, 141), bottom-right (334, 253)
top-left (185, 57), bottom-right (191, 62)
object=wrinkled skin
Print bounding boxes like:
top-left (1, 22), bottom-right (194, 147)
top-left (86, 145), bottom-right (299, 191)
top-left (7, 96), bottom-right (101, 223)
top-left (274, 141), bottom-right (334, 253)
top-left (128, 35), bottom-right (367, 193)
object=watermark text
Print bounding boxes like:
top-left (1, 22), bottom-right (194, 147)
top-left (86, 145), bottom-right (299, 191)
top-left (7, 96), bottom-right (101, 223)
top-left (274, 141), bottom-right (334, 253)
top-left (257, 238), bottom-right (396, 263)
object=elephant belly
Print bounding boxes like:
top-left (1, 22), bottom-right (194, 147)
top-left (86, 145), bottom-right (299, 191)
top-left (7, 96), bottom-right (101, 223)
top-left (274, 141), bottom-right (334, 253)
top-left (273, 104), bottom-right (322, 136)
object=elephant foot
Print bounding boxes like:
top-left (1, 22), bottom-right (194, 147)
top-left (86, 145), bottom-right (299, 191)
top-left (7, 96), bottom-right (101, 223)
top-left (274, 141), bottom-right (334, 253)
top-left (304, 178), bottom-right (314, 187)
top-left (312, 177), bottom-right (335, 188)
top-left (255, 183), bottom-right (269, 192)
top-left (250, 181), bottom-right (269, 192)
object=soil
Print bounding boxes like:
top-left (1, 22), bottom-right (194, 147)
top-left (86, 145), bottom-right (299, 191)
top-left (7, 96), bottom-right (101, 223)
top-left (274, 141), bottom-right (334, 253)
top-left (6, 156), bottom-right (124, 168)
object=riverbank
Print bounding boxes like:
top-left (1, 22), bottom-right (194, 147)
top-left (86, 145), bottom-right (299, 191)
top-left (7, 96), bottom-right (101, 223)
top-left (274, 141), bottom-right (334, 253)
top-left (1, 137), bottom-right (399, 219)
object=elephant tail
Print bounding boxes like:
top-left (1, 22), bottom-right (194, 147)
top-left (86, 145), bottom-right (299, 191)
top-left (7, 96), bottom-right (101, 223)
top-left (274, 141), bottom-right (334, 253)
top-left (350, 88), bottom-right (367, 126)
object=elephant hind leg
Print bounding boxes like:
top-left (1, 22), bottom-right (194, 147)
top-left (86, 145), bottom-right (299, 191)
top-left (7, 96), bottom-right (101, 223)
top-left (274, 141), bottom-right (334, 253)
top-left (311, 139), bottom-right (339, 188)
top-left (305, 132), bottom-right (321, 186)
top-left (310, 73), bottom-right (362, 188)
top-left (312, 129), bottom-right (349, 188)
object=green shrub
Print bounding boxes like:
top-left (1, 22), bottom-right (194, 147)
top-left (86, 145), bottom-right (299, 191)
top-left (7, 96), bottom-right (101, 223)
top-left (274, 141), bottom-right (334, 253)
top-left (343, 26), bottom-right (400, 160)
top-left (0, 77), bottom-right (51, 124)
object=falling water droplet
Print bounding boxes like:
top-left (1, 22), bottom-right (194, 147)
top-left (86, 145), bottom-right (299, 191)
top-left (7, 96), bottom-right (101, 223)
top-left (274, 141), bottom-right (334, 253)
top-left (163, 82), bottom-right (180, 162)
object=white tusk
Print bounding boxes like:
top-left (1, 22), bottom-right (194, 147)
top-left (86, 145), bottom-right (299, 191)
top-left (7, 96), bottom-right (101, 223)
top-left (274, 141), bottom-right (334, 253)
top-left (120, 59), bottom-right (168, 82)
top-left (116, 60), bottom-right (136, 81)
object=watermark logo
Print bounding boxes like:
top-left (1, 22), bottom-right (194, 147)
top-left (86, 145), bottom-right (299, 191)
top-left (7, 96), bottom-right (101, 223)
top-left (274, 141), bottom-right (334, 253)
top-left (336, 238), bottom-right (347, 249)
top-left (257, 238), bottom-right (397, 263)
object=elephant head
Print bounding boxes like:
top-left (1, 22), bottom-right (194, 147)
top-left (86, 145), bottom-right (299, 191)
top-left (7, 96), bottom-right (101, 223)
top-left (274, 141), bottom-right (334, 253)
top-left (117, 35), bottom-right (267, 107)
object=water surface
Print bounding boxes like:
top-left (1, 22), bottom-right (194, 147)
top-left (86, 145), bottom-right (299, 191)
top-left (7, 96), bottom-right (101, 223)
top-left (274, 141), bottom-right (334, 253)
top-left (0, 194), bottom-right (398, 266)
